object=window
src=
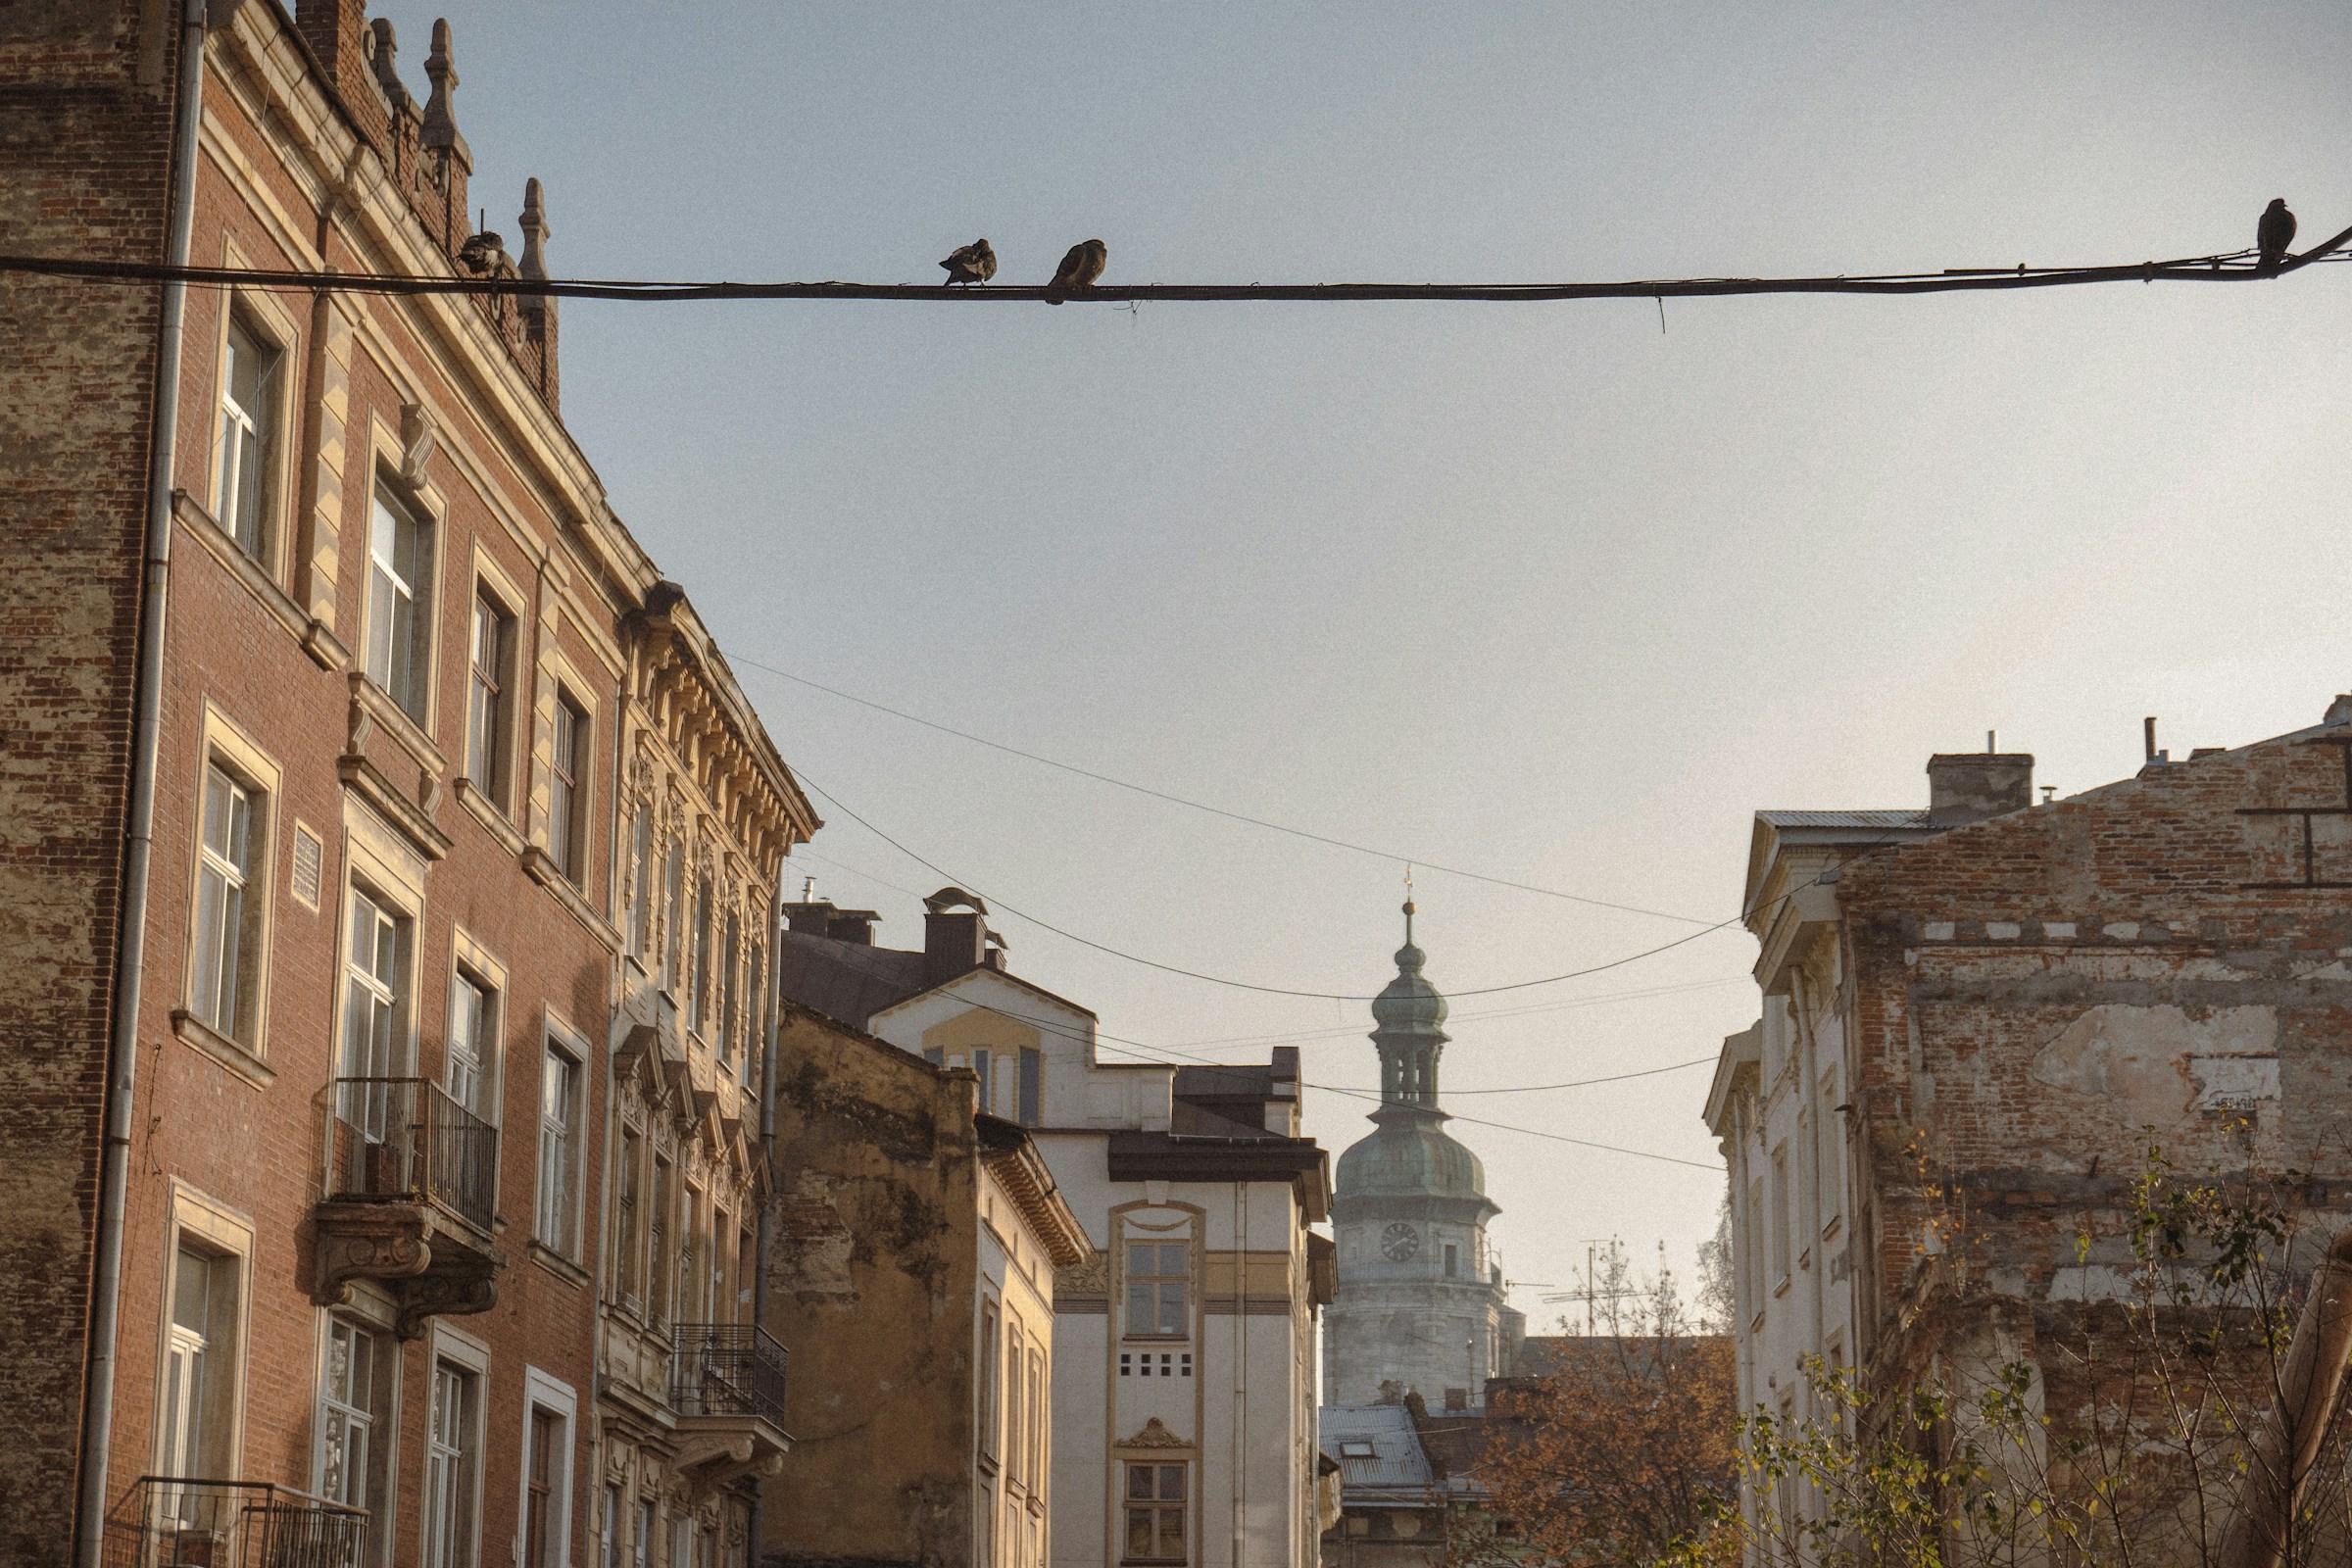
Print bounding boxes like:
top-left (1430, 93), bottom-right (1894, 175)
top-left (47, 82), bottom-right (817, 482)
top-left (1017, 1047), bottom-right (1041, 1126)
top-left (523, 1407), bottom-right (561, 1568)
top-left (1818, 1071), bottom-right (1843, 1232)
top-left (710, 1206), bottom-right (729, 1326)
top-left (979, 1299), bottom-right (1001, 1463)
top-left (627, 805), bottom-right (654, 958)
top-left (549, 690), bottom-right (588, 880)
top-left (601, 1484), bottom-right (621, 1568)
top-left (447, 969), bottom-right (494, 1118)
top-left (1123, 1464), bottom-right (1187, 1563)
top-left (616, 1126), bottom-right (643, 1309)
top-left (1125, 1242), bottom-right (1189, 1337)
top-left (316, 1318), bottom-right (383, 1516)
top-left (340, 888), bottom-right (406, 1135)
top-left (743, 936), bottom-right (765, 1087)
top-left (466, 594), bottom-right (514, 808)
top-left (1770, 1144), bottom-right (1792, 1285)
top-left (214, 311), bottom-right (281, 556)
top-left (188, 763), bottom-right (258, 1041)
top-left (423, 1359), bottom-right (480, 1568)
top-left (662, 837), bottom-right (685, 990)
top-left (650, 1155), bottom-right (672, 1330)
top-left (1004, 1321), bottom-right (1026, 1487)
top-left (1444, 1242), bottom-right (1459, 1278)
top-left (160, 1243), bottom-right (237, 1502)
top-left (1745, 1176), bottom-right (1766, 1319)
top-left (1027, 1348), bottom-right (1046, 1492)
top-left (689, 874), bottom-right (713, 1035)
top-left (365, 486), bottom-right (432, 719)
top-left (973, 1048), bottom-right (995, 1116)
top-left (1337, 1441), bottom-right (1374, 1459)
top-left (717, 910), bottom-right (741, 1065)
top-left (634, 1498), bottom-right (655, 1568)
top-left (681, 1184), bottom-right (705, 1322)
top-left (537, 1041), bottom-right (582, 1251)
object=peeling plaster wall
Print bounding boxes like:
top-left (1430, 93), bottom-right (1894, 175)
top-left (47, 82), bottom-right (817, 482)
top-left (762, 1004), bottom-right (982, 1568)
top-left (1829, 727), bottom-right (2352, 1429)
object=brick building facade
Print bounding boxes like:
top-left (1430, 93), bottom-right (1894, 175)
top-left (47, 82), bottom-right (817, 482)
top-left (1707, 703), bottom-right (2352, 1543)
top-left (0, 5), bottom-right (812, 1565)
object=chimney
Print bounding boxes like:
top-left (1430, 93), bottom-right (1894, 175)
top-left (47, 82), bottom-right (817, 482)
top-left (1927, 752), bottom-right (2034, 827)
top-left (924, 900), bottom-right (988, 987)
top-left (2327, 695), bottom-right (2352, 728)
top-left (783, 900), bottom-right (838, 937)
top-left (827, 909), bottom-right (879, 946)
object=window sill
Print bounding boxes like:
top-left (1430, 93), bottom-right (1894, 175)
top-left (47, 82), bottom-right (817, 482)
top-left (1121, 1334), bottom-right (1192, 1345)
top-left (171, 489), bottom-right (347, 671)
top-left (1773, 1275), bottom-right (1792, 1298)
top-left (456, 777), bottom-right (527, 858)
top-left (170, 1008), bottom-right (275, 1090)
top-left (522, 846), bottom-right (622, 953)
top-left (348, 671), bottom-right (446, 778)
top-left (528, 1240), bottom-right (591, 1289)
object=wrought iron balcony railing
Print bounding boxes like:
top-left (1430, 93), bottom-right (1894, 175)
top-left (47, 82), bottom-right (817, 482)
top-left (328, 1077), bottom-right (496, 1233)
top-left (103, 1477), bottom-right (367, 1568)
top-left (670, 1321), bottom-right (789, 1427)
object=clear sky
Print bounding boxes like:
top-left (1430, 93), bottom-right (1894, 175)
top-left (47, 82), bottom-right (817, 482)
top-left (414, 0), bottom-right (2352, 1328)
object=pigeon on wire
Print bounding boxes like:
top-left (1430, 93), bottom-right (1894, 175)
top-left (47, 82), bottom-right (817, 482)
top-left (2257, 199), bottom-right (2297, 274)
top-left (1046, 239), bottom-right (1107, 303)
top-left (458, 230), bottom-right (509, 274)
top-left (940, 239), bottom-right (997, 286)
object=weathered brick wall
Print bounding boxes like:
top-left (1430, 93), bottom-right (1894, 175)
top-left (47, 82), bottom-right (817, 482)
top-left (763, 1004), bottom-right (981, 1568)
top-left (0, 3), bottom-right (173, 1559)
top-left (1835, 723), bottom-right (2352, 1503)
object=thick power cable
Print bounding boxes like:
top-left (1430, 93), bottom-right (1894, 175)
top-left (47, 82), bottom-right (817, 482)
top-left (6, 229), bottom-right (2349, 302)
top-left (741, 658), bottom-right (1710, 923)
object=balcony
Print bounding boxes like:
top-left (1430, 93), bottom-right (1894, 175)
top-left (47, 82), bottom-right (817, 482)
top-left (103, 1477), bottom-right (366, 1568)
top-left (668, 1323), bottom-right (792, 1490)
top-left (314, 1078), bottom-right (506, 1338)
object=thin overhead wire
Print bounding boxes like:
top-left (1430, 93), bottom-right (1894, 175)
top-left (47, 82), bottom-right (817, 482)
top-left (5, 227), bottom-right (2349, 304)
top-left (740, 658), bottom-right (1712, 924)
top-left (791, 765), bottom-right (1746, 1000)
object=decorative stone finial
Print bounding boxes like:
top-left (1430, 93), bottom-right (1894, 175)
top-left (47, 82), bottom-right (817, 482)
top-left (421, 19), bottom-right (469, 165)
top-left (368, 18), bottom-right (412, 110)
top-left (517, 177), bottom-right (551, 281)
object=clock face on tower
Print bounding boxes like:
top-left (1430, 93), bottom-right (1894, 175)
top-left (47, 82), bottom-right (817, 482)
top-left (1380, 1223), bottom-right (1420, 1262)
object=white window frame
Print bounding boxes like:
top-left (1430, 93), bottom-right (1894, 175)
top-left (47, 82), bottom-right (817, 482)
top-left (421, 1323), bottom-right (491, 1568)
top-left (515, 1369), bottom-right (577, 1568)
top-left (445, 928), bottom-right (508, 1127)
top-left (178, 706), bottom-right (281, 1062)
top-left (152, 1185), bottom-right (255, 1498)
top-left (535, 1019), bottom-right (589, 1256)
top-left (207, 274), bottom-right (296, 569)
top-left (314, 1314), bottom-right (387, 1516)
top-left (340, 884), bottom-right (408, 1138)
top-left (364, 478), bottom-right (436, 723)
top-left (466, 588), bottom-right (516, 810)
top-left (547, 687), bottom-right (589, 881)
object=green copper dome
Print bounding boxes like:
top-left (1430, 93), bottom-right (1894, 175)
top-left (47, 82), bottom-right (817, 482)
top-left (1335, 1116), bottom-right (1489, 1201)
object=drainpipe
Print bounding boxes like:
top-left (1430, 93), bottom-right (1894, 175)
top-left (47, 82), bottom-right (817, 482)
top-left (75, 4), bottom-right (210, 1563)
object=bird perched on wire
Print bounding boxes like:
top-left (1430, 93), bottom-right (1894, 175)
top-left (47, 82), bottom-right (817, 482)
top-left (939, 239), bottom-right (997, 287)
top-left (2257, 199), bottom-right (2297, 274)
top-left (458, 230), bottom-right (509, 274)
top-left (1046, 238), bottom-right (1106, 302)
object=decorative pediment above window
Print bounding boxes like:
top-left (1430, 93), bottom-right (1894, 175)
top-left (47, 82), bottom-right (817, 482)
top-left (1120, 1417), bottom-right (1190, 1450)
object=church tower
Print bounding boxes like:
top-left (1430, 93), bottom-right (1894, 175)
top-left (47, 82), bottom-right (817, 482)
top-left (1322, 902), bottom-right (1525, 1409)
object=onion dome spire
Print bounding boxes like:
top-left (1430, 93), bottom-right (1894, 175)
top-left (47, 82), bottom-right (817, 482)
top-left (1371, 895), bottom-right (1448, 1111)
